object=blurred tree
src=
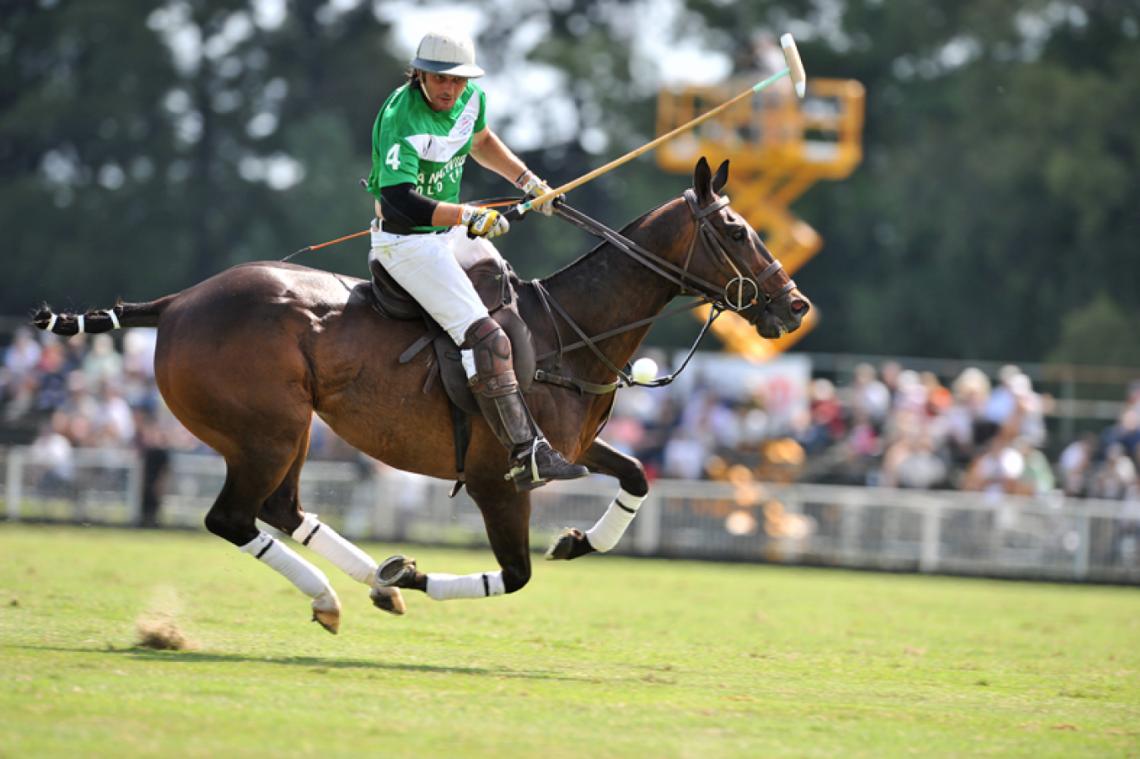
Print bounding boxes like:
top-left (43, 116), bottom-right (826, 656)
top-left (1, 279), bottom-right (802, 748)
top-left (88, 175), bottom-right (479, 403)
top-left (0, 0), bottom-right (401, 310)
top-left (1, 0), bottom-right (186, 307)
top-left (2, 0), bottom-right (1137, 368)
top-left (741, 0), bottom-right (1140, 362)
top-left (1048, 293), bottom-right (1140, 368)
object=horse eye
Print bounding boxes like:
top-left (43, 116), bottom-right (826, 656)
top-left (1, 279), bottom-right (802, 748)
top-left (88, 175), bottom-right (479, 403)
top-left (732, 228), bottom-right (746, 241)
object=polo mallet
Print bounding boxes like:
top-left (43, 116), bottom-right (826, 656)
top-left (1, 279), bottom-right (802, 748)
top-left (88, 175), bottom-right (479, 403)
top-left (511, 33), bottom-right (807, 219)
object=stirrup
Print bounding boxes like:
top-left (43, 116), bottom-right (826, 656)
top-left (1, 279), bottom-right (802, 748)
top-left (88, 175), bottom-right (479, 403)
top-left (505, 438), bottom-right (543, 487)
top-left (505, 438), bottom-right (589, 492)
top-left (375, 555), bottom-right (417, 588)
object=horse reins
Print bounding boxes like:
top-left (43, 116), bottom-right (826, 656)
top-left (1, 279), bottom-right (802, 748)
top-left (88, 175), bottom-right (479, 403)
top-left (281, 190), bottom-right (795, 395)
top-left (552, 192), bottom-right (794, 311)
top-left (529, 191), bottom-right (796, 393)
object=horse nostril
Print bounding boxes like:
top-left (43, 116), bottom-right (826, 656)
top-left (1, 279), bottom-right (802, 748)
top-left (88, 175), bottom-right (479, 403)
top-left (791, 298), bottom-right (809, 314)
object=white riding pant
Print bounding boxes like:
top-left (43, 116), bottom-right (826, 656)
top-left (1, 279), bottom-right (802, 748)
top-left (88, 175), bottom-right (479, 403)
top-left (369, 220), bottom-right (503, 346)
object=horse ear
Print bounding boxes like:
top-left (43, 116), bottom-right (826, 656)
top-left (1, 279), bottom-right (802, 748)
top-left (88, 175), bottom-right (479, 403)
top-left (693, 157), bottom-right (712, 201)
top-left (711, 160), bottom-right (730, 194)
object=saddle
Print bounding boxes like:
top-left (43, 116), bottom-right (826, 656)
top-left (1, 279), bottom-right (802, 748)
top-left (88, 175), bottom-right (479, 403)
top-left (368, 256), bottom-right (535, 414)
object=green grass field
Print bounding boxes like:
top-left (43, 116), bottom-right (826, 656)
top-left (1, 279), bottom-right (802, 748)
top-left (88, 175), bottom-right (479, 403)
top-left (0, 524), bottom-right (1136, 758)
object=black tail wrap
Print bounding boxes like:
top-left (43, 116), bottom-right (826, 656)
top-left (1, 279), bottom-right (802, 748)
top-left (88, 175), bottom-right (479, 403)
top-left (32, 294), bottom-right (172, 336)
top-left (32, 304), bottom-right (124, 336)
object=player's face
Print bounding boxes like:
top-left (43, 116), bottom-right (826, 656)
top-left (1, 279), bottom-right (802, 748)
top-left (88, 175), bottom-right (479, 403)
top-left (421, 72), bottom-right (468, 111)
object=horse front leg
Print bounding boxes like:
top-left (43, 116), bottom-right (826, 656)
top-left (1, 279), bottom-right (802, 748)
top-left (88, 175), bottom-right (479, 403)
top-left (547, 438), bottom-right (648, 561)
top-left (374, 478), bottom-right (531, 601)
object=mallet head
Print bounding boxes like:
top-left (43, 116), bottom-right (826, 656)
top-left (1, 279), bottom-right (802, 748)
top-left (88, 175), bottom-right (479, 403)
top-left (779, 33), bottom-right (807, 97)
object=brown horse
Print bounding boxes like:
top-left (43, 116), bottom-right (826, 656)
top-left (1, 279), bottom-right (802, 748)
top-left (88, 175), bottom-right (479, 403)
top-left (34, 158), bottom-right (809, 631)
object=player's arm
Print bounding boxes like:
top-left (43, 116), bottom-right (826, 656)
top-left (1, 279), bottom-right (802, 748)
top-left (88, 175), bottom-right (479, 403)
top-left (470, 127), bottom-right (527, 185)
top-left (379, 185), bottom-right (507, 239)
top-left (471, 128), bottom-right (557, 215)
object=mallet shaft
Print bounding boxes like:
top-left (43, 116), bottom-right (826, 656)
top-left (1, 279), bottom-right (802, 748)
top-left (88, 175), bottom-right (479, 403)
top-left (521, 68), bottom-right (795, 213)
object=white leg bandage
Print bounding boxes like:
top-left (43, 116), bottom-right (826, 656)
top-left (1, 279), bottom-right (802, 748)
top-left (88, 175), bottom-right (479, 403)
top-left (426, 571), bottom-right (505, 601)
top-left (585, 489), bottom-right (647, 552)
top-left (240, 532), bottom-right (335, 601)
top-left (291, 513), bottom-right (377, 585)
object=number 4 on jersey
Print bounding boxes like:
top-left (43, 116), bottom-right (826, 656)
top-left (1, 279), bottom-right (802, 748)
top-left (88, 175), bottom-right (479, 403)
top-left (385, 144), bottom-right (401, 171)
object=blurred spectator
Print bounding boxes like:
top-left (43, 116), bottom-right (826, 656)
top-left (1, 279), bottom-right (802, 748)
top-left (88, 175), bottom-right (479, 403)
top-left (944, 367), bottom-right (991, 465)
top-left (846, 362), bottom-right (890, 426)
top-left (983, 364), bottom-right (1023, 427)
top-left (662, 429), bottom-right (707, 480)
top-left (60, 371), bottom-right (99, 443)
top-left (28, 412), bottom-right (75, 491)
top-left (4, 373), bottom-right (40, 424)
top-left (34, 340), bottom-right (74, 414)
top-left (82, 334), bottom-right (124, 387)
top-left (1091, 443), bottom-right (1138, 500)
top-left (879, 360), bottom-right (903, 401)
top-left (1058, 433), bottom-right (1098, 497)
top-left (3, 325), bottom-right (1139, 510)
top-left (962, 425), bottom-right (1026, 496)
top-left (795, 378), bottom-right (844, 454)
top-left (880, 408), bottom-right (947, 489)
top-left (134, 406), bottom-right (170, 528)
top-left (4, 326), bottom-right (42, 380)
top-left (1014, 436), bottom-right (1055, 496)
top-left (1009, 371), bottom-right (1047, 447)
top-left (92, 381), bottom-right (136, 446)
top-left (1102, 407), bottom-right (1140, 460)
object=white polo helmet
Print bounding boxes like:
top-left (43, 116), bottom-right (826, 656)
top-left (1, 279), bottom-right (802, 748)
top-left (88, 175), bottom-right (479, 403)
top-left (410, 29), bottom-right (484, 78)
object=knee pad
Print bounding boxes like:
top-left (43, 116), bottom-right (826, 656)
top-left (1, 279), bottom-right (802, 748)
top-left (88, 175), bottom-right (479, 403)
top-left (464, 317), bottom-right (517, 397)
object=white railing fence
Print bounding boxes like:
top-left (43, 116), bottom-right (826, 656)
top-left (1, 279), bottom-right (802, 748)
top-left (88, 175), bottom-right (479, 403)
top-left (3, 447), bottom-right (1138, 583)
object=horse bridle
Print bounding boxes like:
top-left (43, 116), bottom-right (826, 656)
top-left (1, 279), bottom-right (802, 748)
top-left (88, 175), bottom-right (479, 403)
top-left (531, 191), bottom-right (798, 393)
top-left (679, 189), bottom-right (797, 312)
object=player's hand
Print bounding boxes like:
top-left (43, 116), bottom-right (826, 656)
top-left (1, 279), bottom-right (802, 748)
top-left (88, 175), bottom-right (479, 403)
top-left (517, 170), bottom-right (561, 216)
top-left (461, 205), bottom-right (510, 239)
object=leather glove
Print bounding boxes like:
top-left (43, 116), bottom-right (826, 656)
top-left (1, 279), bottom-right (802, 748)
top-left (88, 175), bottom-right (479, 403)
top-left (461, 205), bottom-right (510, 239)
top-left (516, 170), bottom-right (560, 216)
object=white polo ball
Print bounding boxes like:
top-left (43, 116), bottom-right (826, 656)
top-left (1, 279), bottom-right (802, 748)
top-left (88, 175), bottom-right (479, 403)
top-left (631, 357), bottom-right (658, 384)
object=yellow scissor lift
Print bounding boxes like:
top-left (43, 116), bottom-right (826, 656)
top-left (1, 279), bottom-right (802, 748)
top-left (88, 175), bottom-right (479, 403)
top-left (656, 76), bottom-right (865, 359)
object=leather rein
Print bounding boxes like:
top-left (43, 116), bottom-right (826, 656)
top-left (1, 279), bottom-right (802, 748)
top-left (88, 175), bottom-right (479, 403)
top-left (531, 190), bottom-right (796, 395)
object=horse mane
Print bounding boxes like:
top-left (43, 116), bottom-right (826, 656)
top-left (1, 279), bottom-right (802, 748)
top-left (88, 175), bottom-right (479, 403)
top-left (539, 195), bottom-right (684, 286)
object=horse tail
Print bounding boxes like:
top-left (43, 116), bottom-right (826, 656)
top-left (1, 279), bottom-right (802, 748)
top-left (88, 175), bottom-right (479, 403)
top-left (32, 294), bottom-right (178, 337)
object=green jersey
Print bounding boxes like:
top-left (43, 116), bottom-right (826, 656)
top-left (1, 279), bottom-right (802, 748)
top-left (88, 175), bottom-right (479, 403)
top-left (366, 81), bottom-right (487, 232)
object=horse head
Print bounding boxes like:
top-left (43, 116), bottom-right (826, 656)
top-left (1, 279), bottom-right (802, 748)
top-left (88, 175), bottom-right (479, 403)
top-left (684, 157), bottom-right (811, 339)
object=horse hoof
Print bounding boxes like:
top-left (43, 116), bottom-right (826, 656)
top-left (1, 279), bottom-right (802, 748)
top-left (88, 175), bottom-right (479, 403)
top-left (312, 608), bottom-right (340, 635)
top-left (370, 586), bottom-right (406, 616)
top-left (545, 528), bottom-right (595, 561)
top-left (375, 555), bottom-right (417, 588)
top-left (311, 590), bottom-right (341, 634)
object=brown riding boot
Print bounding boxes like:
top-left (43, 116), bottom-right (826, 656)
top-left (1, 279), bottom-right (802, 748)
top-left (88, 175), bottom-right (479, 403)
top-left (466, 318), bottom-right (589, 491)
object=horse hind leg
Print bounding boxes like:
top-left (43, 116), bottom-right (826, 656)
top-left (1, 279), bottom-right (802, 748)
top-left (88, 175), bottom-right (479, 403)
top-left (376, 479), bottom-right (531, 601)
top-left (205, 451), bottom-right (342, 634)
top-left (547, 438), bottom-right (648, 561)
top-left (257, 438), bottom-right (406, 616)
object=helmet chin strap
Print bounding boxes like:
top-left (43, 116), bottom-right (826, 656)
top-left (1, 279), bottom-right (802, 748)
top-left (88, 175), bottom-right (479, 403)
top-left (417, 75), bottom-right (454, 112)
top-left (414, 71), bottom-right (437, 108)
